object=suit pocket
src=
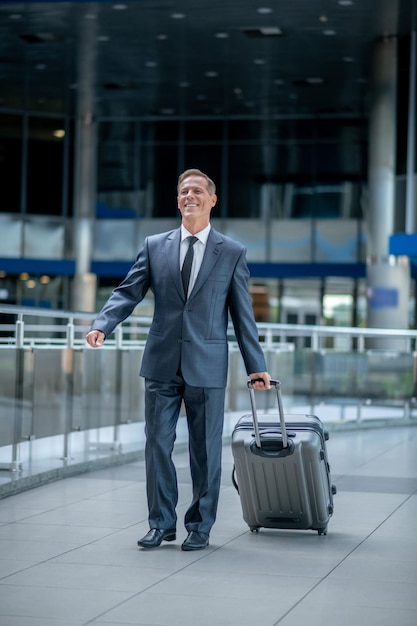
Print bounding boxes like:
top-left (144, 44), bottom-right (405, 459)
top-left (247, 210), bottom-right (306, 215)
top-left (205, 287), bottom-right (229, 340)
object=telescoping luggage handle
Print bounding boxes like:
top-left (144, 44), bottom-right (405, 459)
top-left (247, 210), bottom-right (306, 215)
top-left (247, 379), bottom-right (288, 449)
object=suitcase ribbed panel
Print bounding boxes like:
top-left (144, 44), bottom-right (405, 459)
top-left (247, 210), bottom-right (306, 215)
top-left (232, 413), bottom-right (334, 533)
top-left (247, 452), bottom-right (313, 529)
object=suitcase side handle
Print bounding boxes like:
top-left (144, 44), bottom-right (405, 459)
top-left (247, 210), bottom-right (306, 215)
top-left (247, 378), bottom-right (288, 449)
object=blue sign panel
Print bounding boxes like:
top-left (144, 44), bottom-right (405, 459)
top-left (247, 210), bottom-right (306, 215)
top-left (368, 287), bottom-right (398, 308)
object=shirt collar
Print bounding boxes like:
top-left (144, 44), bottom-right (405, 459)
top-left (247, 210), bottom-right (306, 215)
top-left (181, 223), bottom-right (211, 244)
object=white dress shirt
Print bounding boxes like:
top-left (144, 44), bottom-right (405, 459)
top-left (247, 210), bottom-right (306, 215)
top-left (180, 224), bottom-right (211, 296)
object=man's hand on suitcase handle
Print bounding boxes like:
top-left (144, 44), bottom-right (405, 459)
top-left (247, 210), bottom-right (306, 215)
top-left (248, 372), bottom-right (271, 390)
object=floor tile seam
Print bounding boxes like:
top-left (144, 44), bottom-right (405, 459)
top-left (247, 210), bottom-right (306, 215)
top-left (0, 523), bottom-right (237, 585)
top-left (0, 521), bottom-right (146, 583)
top-left (0, 517), bottom-right (144, 532)
top-left (270, 492), bottom-right (417, 625)
top-left (0, 561), bottom-right (41, 583)
top-left (332, 471), bottom-right (417, 494)
top-left (332, 483), bottom-right (417, 496)
top-left (68, 542), bottom-right (237, 626)
top-left (0, 490), bottom-right (132, 520)
top-left (0, 523), bottom-right (146, 542)
top-left (354, 436), bottom-right (417, 469)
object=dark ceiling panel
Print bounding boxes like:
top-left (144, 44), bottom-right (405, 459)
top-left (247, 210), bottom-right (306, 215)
top-left (0, 0), bottom-right (414, 118)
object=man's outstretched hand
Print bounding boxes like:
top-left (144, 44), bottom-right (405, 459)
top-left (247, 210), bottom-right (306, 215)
top-left (85, 330), bottom-right (105, 348)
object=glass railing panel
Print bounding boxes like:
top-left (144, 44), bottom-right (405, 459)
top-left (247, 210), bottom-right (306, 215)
top-left (81, 348), bottom-right (119, 429)
top-left (362, 351), bottom-right (415, 400)
top-left (31, 348), bottom-right (68, 438)
top-left (119, 348), bottom-right (145, 424)
top-left (0, 348), bottom-right (17, 445)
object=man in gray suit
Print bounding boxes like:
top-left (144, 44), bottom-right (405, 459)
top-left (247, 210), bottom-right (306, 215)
top-left (86, 168), bottom-right (270, 551)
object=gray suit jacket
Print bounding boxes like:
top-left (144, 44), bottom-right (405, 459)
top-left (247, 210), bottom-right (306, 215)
top-left (91, 226), bottom-right (267, 387)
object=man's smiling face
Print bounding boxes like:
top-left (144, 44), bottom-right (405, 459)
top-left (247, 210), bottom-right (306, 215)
top-left (177, 175), bottom-right (217, 229)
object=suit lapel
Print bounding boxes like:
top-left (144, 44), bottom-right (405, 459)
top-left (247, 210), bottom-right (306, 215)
top-left (188, 228), bottom-right (223, 300)
top-left (166, 228), bottom-right (184, 298)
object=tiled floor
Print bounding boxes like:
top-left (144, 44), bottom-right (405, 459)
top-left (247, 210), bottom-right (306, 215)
top-left (0, 425), bottom-right (416, 626)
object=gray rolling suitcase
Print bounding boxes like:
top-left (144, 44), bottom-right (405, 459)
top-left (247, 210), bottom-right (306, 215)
top-left (232, 379), bottom-right (336, 535)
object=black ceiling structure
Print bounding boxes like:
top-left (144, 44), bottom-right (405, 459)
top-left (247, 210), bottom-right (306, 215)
top-left (0, 0), bottom-right (415, 121)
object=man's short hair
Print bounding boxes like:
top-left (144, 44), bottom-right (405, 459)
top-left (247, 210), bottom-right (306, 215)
top-left (177, 169), bottom-right (216, 195)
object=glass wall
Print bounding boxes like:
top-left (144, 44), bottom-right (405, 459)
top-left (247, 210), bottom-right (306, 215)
top-left (0, 110), bottom-right (369, 316)
top-left (26, 117), bottom-right (65, 215)
top-left (95, 116), bottom-right (367, 220)
top-left (0, 114), bottom-right (22, 213)
top-left (0, 111), bottom-right (367, 219)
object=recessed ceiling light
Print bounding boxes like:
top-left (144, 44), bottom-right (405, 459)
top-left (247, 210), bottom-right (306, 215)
top-left (205, 71), bottom-right (218, 77)
top-left (97, 35), bottom-right (110, 42)
top-left (343, 56), bottom-right (354, 62)
top-left (233, 87), bottom-right (242, 94)
top-left (171, 13), bottom-right (186, 19)
top-left (53, 129), bottom-right (65, 138)
top-left (319, 15), bottom-right (328, 22)
top-left (145, 61), bottom-right (157, 68)
top-left (157, 34), bottom-right (168, 40)
top-left (338, 1), bottom-right (353, 5)
top-left (35, 64), bottom-right (46, 70)
top-left (257, 7), bottom-right (273, 14)
top-left (215, 32), bottom-right (229, 39)
top-left (323, 29), bottom-right (336, 36)
top-left (274, 79), bottom-right (285, 85)
top-left (112, 4), bottom-right (128, 9)
top-left (306, 77), bottom-right (324, 84)
top-left (9, 14), bottom-right (22, 20)
top-left (84, 13), bottom-right (97, 19)
top-left (196, 94), bottom-right (207, 101)
top-left (179, 81), bottom-right (190, 88)
top-left (261, 26), bottom-right (282, 36)
top-left (254, 58), bottom-right (266, 65)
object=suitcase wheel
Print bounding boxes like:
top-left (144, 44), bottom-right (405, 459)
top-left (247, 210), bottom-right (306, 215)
top-left (317, 527), bottom-right (328, 536)
top-left (331, 483), bottom-right (337, 495)
top-left (250, 526), bottom-right (260, 533)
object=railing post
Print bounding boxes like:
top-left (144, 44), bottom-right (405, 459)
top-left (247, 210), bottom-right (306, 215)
top-left (62, 318), bottom-right (76, 462)
top-left (66, 317), bottom-right (75, 349)
top-left (1, 315), bottom-right (25, 471)
top-left (113, 326), bottom-right (124, 451)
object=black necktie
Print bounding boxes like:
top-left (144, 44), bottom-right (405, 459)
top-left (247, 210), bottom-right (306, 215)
top-left (181, 236), bottom-right (198, 297)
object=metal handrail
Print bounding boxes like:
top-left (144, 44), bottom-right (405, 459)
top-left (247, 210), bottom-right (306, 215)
top-left (1, 304), bottom-right (416, 481)
top-left (2, 304), bottom-right (417, 349)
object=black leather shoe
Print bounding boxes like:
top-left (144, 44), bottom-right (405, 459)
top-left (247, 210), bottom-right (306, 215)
top-left (137, 528), bottom-right (176, 549)
top-left (181, 530), bottom-right (209, 551)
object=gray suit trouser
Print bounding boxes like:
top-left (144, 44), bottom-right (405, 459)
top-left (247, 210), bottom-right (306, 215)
top-left (144, 374), bottom-right (225, 536)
